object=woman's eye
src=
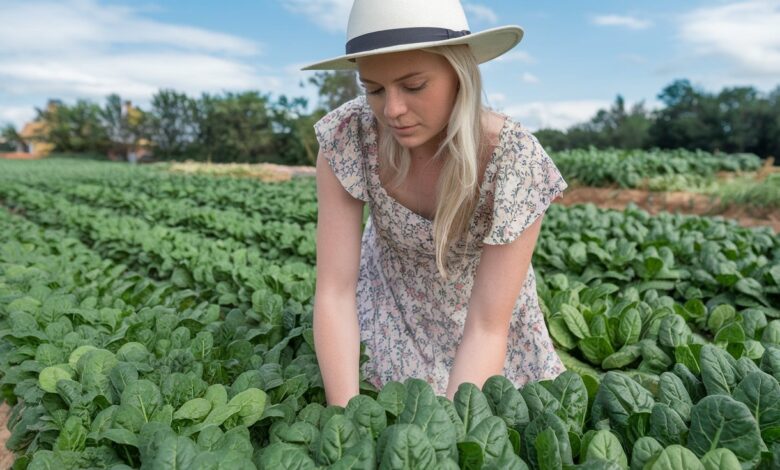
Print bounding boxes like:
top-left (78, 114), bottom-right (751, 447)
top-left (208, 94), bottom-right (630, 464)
top-left (405, 84), bottom-right (426, 92)
top-left (366, 88), bottom-right (383, 95)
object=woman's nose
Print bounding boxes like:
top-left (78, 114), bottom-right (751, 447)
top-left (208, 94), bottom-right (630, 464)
top-left (383, 88), bottom-right (407, 120)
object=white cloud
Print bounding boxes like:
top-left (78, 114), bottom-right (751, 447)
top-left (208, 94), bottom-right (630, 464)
top-left (279, 0), bottom-right (352, 33)
top-left (592, 14), bottom-right (652, 30)
top-left (502, 100), bottom-right (609, 131)
top-left (679, 0), bottom-right (780, 77)
top-left (0, 0), bottom-right (259, 56)
top-left (0, 0), bottom-right (298, 128)
top-left (486, 92), bottom-right (506, 105)
top-left (492, 51), bottom-right (535, 64)
top-left (464, 4), bottom-right (499, 24)
top-left (520, 73), bottom-right (539, 84)
top-left (0, 106), bottom-right (37, 129)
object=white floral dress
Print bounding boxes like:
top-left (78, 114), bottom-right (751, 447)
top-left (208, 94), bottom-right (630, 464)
top-left (314, 96), bottom-right (567, 395)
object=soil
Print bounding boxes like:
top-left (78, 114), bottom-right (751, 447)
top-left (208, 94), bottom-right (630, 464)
top-left (0, 403), bottom-right (12, 469)
top-left (0, 152), bottom-right (41, 160)
top-left (556, 186), bottom-right (780, 233)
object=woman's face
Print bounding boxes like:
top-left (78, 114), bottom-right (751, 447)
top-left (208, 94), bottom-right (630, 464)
top-left (357, 49), bottom-right (459, 155)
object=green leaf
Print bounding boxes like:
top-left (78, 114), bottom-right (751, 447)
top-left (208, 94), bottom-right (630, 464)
top-left (521, 382), bottom-right (560, 422)
top-left (629, 436), bottom-right (662, 470)
top-left (700, 448), bottom-right (741, 470)
top-left (583, 430), bottom-right (627, 469)
top-left (644, 445), bottom-right (703, 470)
top-left (687, 395), bottom-right (763, 469)
top-left (522, 412), bottom-right (572, 469)
top-left (601, 344), bottom-right (641, 370)
top-left (591, 372), bottom-right (654, 439)
top-left (454, 382), bottom-right (494, 434)
top-left (377, 381), bottom-right (405, 417)
top-left (173, 398), bottom-right (212, 421)
top-left (482, 375), bottom-right (529, 430)
top-left (707, 305), bottom-right (736, 332)
top-left (560, 304), bottom-right (590, 340)
top-left (731, 370), bottom-right (780, 445)
top-left (399, 379), bottom-right (457, 461)
top-left (534, 428), bottom-right (561, 470)
top-left (658, 315), bottom-right (692, 348)
top-left (658, 372), bottom-right (692, 422)
top-left (329, 437), bottom-right (376, 470)
top-left (38, 365), bottom-right (74, 393)
top-left (256, 442), bottom-right (317, 470)
top-left (616, 308), bottom-right (641, 347)
top-left (101, 428), bottom-right (139, 447)
top-left (269, 421), bottom-right (319, 447)
top-left (457, 441), bottom-right (484, 470)
top-left (227, 387), bottom-right (267, 427)
top-left (550, 371), bottom-right (587, 434)
top-left (377, 424), bottom-right (437, 470)
top-left (345, 395), bottom-right (387, 439)
top-left (699, 344), bottom-right (738, 396)
top-left (54, 415), bottom-right (87, 452)
top-left (548, 315), bottom-right (577, 350)
top-left (579, 336), bottom-right (615, 366)
top-left (147, 434), bottom-right (200, 469)
top-left (714, 322), bottom-right (746, 344)
top-left (314, 414), bottom-right (360, 466)
top-left (648, 403), bottom-right (687, 447)
top-left (121, 379), bottom-right (162, 423)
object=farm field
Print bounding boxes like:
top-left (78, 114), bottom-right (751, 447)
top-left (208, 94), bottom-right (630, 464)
top-left (1, 157), bottom-right (780, 469)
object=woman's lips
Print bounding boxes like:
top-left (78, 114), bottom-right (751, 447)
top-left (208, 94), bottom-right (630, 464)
top-left (391, 124), bottom-right (418, 135)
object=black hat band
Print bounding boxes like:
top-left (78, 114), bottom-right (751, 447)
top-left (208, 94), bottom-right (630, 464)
top-left (346, 27), bottom-right (471, 55)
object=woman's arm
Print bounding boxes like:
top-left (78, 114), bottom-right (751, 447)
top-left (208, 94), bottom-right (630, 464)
top-left (313, 148), bottom-right (365, 406)
top-left (445, 214), bottom-right (544, 399)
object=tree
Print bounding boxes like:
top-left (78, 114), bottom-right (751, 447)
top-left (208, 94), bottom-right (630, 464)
top-left (307, 70), bottom-right (361, 110)
top-left (148, 89), bottom-right (200, 159)
top-left (649, 79), bottom-right (719, 151)
top-left (195, 91), bottom-right (276, 163)
top-left (1, 124), bottom-right (23, 151)
top-left (100, 94), bottom-right (147, 159)
top-left (271, 95), bottom-right (325, 165)
top-left (37, 99), bottom-right (109, 153)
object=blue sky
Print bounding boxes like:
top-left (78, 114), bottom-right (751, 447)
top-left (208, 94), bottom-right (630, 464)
top-left (1, 0), bottom-right (778, 131)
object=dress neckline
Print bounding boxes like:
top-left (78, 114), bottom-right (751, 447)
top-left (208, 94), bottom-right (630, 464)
top-left (369, 113), bottom-right (513, 225)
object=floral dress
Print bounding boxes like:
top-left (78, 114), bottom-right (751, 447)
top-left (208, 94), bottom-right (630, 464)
top-left (314, 96), bottom-right (568, 395)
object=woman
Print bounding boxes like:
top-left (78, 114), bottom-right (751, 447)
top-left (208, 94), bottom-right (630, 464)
top-left (303, 0), bottom-right (567, 406)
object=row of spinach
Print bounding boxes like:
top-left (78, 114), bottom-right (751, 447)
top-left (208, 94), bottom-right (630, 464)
top-left (3, 208), bottom-right (780, 469)
top-left (550, 148), bottom-right (761, 189)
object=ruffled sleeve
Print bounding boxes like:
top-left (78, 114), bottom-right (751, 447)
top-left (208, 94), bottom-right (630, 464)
top-left (313, 96), bottom-right (372, 202)
top-left (483, 125), bottom-right (567, 245)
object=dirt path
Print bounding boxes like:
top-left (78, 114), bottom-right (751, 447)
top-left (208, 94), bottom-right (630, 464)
top-left (557, 186), bottom-right (780, 233)
top-left (0, 403), bottom-right (13, 469)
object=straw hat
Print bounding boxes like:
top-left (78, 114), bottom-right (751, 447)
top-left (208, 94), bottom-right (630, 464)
top-left (301, 0), bottom-right (524, 70)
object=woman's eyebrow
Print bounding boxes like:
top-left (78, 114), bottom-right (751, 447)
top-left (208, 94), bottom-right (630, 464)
top-left (359, 72), bottom-right (424, 85)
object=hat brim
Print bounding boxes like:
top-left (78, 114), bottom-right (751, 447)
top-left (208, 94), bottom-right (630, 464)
top-left (301, 25), bottom-right (524, 71)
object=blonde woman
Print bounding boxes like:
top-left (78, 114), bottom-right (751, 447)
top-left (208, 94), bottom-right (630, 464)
top-left (304, 0), bottom-right (568, 406)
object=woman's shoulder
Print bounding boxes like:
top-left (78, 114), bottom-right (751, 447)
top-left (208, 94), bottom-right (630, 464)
top-left (314, 95), bottom-right (376, 145)
top-left (317, 95), bottom-right (373, 127)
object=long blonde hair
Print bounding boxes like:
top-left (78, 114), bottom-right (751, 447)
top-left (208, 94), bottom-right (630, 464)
top-left (377, 45), bottom-right (486, 279)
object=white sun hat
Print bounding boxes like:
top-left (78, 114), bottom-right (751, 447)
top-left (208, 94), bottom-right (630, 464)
top-left (301, 0), bottom-right (524, 70)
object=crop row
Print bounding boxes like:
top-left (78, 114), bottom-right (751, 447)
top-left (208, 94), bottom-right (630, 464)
top-left (550, 148), bottom-right (762, 189)
top-left (0, 159), bottom-right (318, 224)
top-left (3, 207), bottom-right (780, 468)
top-left (3, 179), bottom-right (316, 264)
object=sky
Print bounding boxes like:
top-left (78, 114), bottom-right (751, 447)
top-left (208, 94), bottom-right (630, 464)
top-left (1, 0), bottom-right (779, 132)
